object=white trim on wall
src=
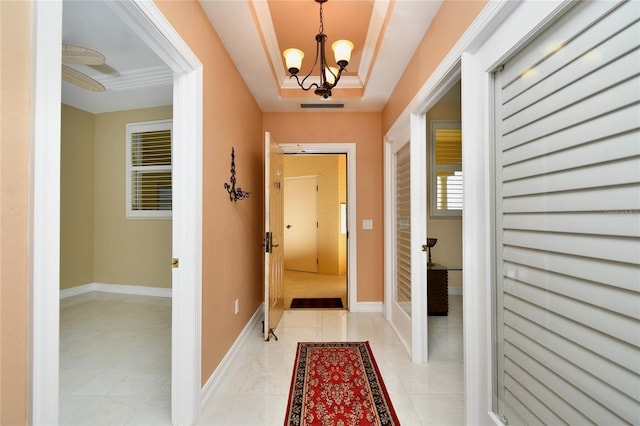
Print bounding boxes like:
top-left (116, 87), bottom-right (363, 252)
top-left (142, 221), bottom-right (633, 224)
top-left (201, 304), bottom-right (265, 407)
top-left (60, 283), bottom-right (172, 299)
top-left (279, 143), bottom-right (358, 312)
top-left (31, 2), bottom-right (63, 423)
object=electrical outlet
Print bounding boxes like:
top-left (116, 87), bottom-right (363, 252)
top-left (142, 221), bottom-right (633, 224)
top-left (234, 298), bottom-right (239, 315)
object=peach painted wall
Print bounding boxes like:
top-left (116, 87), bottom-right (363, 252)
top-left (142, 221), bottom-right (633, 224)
top-left (264, 112), bottom-right (384, 302)
top-left (0, 1), bottom-right (30, 424)
top-left (154, 0), bottom-right (265, 386)
top-left (382, 0), bottom-right (487, 133)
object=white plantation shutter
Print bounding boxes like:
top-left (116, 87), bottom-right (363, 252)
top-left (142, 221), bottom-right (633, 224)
top-left (396, 143), bottom-right (412, 315)
top-left (431, 121), bottom-right (462, 216)
top-left (126, 120), bottom-right (173, 218)
top-left (494, 1), bottom-right (640, 425)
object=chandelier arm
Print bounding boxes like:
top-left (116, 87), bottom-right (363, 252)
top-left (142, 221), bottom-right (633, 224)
top-left (294, 32), bottom-right (325, 91)
top-left (289, 74), bottom-right (320, 91)
top-left (282, 0), bottom-right (351, 98)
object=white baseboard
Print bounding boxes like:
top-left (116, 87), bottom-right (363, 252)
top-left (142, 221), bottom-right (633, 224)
top-left (60, 282), bottom-right (172, 299)
top-left (350, 301), bottom-right (383, 313)
top-left (200, 303), bottom-right (264, 409)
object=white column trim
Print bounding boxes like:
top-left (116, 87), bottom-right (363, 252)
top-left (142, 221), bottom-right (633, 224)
top-left (31, 1), bottom-right (62, 423)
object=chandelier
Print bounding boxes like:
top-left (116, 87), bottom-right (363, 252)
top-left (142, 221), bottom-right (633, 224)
top-left (282, 0), bottom-right (354, 99)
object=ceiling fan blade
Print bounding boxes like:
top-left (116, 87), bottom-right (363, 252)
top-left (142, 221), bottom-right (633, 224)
top-left (62, 44), bottom-right (105, 65)
top-left (62, 65), bottom-right (105, 92)
top-left (88, 63), bottom-right (120, 77)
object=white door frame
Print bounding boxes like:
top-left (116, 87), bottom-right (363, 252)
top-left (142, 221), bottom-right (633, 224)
top-left (383, 112), bottom-right (429, 363)
top-left (279, 143), bottom-right (358, 311)
top-left (31, 1), bottom-right (203, 424)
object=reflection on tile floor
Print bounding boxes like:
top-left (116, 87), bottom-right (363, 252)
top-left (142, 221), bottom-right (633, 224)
top-left (60, 292), bottom-right (463, 425)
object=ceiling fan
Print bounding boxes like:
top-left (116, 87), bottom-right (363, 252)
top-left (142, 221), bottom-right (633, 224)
top-left (62, 44), bottom-right (119, 92)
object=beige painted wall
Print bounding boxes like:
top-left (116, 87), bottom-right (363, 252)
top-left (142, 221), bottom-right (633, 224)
top-left (60, 105), bottom-right (173, 290)
top-left (93, 106), bottom-right (173, 288)
top-left (155, 0), bottom-right (265, 386)
top-left (61, 105), bottom-right (96, 289)
top-left (284, 155), bottom-right (346, 275)
top-left (264, 112), bottom-right (384, 302)
top-left (1, 1), bottom-right (31, 423)
top-left (427, 103), bottom-right (463, 288)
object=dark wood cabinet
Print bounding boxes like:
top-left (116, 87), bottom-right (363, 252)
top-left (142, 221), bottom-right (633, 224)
top-left (427, 265), bottom-right (448, 315)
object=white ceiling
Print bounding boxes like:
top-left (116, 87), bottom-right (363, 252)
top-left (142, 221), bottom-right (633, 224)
top-left (62, 0), bottom-right (451, 114)
top-left (62, 0), bottom-right (173, 114)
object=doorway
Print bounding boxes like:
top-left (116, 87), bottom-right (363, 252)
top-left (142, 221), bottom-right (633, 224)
top-left (279, 144), bottom-right (357, 311)
top-left (31, 1), bottom-right (202, 424)
top-left (283, 154), bottom-right (348, 309)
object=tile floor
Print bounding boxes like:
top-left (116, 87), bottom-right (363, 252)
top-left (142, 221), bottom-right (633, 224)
top-left (283, 270), bottom-right (347, 309)
top-left (60, 292), bottom-right (463, 425)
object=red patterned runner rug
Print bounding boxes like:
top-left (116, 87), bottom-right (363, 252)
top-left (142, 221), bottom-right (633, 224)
top-left (284, 342), bottom-right (400, 425)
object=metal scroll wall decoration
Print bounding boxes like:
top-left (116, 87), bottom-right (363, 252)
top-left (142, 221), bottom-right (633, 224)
top-left (224, 147), bottom-right (251, 202)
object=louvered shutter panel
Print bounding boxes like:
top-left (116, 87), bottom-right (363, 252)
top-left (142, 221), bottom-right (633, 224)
top-left (396, 143), bottom-right (412, 314)
top-left (494, 1), bottom-right (640, 425)
top-left (431, 121), bottom-right (462, 215)
top-left (126, 120), bottom-right (173, 218)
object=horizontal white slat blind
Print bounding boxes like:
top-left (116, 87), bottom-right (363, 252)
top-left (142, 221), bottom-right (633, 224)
top-left (396, 143), bottom-right (411, 314)
top-left (126, 120), bottom-right (173, 218)
top-left (494, 1), bottom-right (640, 425)
top-left (431, 121), bottom-right (463, 215)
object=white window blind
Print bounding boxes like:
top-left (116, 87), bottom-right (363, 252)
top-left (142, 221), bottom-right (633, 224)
top-left (126, 120), bottom-right (173, 218)
top-left (493, 1), bottom-right (640, 425)
top-left (430, 121), bottom-right (462, 216)
top-left (396, 142), bottom-right (412, 316)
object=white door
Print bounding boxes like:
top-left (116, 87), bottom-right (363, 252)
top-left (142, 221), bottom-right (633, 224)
top-left (284, 176), bottom-right (318, 272)
top-left (386, 114), bottom-right (429, 363)
top-left (493, 1), bottom-right (640, 423)
top-left (264, 132), bottom-right (285, 341)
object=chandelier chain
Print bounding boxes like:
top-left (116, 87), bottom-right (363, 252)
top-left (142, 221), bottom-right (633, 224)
top-left (318, 2), bottom-right (324, 34)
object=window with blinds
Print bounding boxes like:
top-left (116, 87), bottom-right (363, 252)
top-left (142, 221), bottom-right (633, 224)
top-left (430, 121), bottom-right (462, 217)
top-left (126, 120), bottom-right (173, 218)
top-left (493, 1), bottom-right (639, 424)
top-left (395, 143), bottom-right (412, 317)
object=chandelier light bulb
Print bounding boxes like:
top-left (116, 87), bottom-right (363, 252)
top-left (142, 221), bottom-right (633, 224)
top-left (332, 40), bottom-right (353, 67)
top-left (283, 48), bottom-right (304, 74)
top-left (325, 67), bottom-right (339, 86)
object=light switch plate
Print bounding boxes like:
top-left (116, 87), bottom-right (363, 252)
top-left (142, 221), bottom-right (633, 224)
top-left (362, 219), bottom-right (373, 230)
